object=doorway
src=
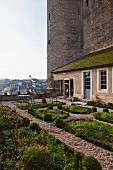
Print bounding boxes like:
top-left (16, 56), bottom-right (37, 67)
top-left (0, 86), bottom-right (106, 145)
top-left (70, 79), bottom-right (73, 96)
top-left (84, 72), bottom-right (90, 100)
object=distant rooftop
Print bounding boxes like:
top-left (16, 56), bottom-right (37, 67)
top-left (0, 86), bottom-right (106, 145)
top-left (53, 46), bottom-right (113, 73)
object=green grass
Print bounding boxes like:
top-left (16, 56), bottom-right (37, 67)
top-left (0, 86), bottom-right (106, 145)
top-left (53, 46), bottom-right (113, 72)
top-left (94, 112), bottom-right (113, 124)
top-left (66, 119), bottom-right (113, 151)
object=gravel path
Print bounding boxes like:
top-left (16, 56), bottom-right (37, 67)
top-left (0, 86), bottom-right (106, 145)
top-left (2, 101), bottom-right (113, 170)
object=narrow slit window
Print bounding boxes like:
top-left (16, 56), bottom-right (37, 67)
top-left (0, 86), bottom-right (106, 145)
top-left (86, 0), bottom-right (89, 6)
top-left (48, 40), bottom-right (51, 44)
top-left (49, 13), bottom-right (50, 20)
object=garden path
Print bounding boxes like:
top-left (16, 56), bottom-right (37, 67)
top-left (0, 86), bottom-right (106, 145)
top-left (2, 101), bottom-right (113, 170)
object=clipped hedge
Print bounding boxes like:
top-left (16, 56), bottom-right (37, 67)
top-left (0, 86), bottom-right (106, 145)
top-left (92, 107), bottom-right (97, 112)
top-left (21, 117), bottom-right (30, 127)
top-left (55, 118), bottom-right (64, 128)
top-left (30, 123), bottom-right (41, 132)
top-left (60, 105), bottom-right (91, 114)
top-left (82, 156), bottom-right (102, 170)
top-left (94, 112), bottom-right (113, 124)
top-left (44, 114), bottom-right (52, 122)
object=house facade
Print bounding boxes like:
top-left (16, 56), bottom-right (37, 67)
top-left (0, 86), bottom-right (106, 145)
top-left (53, 47), bottom-right (113, 102)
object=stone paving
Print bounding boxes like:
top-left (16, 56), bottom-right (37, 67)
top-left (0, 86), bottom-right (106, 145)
top-left (2, 101), bottom-right (113, 170)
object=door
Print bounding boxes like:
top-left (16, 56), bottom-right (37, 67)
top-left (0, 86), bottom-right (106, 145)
top-left (64, 80), bottom-right (69, 97)
top-left (70, 79), bottom-right (73, 96)
top-left (84, 72), bottom-right (90, 100)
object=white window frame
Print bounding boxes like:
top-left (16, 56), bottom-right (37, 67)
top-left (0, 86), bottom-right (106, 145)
top-left (112, 67), bottom-right (113, 93)
top-left (81, 70), bottom-right (92, 98)
top-left (97, 68), bottom-right (108, 93)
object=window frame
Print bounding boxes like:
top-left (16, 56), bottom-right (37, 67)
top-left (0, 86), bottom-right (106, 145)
top-left (81, 70), bottom-right (92, 98)
top-left (97, 68), bottom-right (108, 93)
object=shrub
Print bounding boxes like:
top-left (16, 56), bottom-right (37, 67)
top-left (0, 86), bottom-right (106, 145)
top-left (71, 103), bottom-right (75, 105)
top-left (37, 108), bottom-right (47, 113)
top-left (92, 107), bottom-right (97, 112)
top-left (21, 117), bottom-right (30, 127)
top-left (42, 96), bottom-right (47, 103)
top-left (103, 108), bottom-right (109, 112)
top-left (58, 104), bottom-right (62, 110)
top-left (82, 156), bottom-right (102, 170)
top-left (55, 118), bottom-right (64, 128)
top-left (67, 112), bottom-right (69, 116)
top-left (108, 102), bottom-right (113, 109)
top-left (23, 145), bottom-right (49, 169)
top-left (12, 109), bottom-right (16, 113)
top-left (44, 114), bottom-right (52, 122)
top-left (87, 101), bottom-right (96, 106)
top-left (28, 108), bottom-right (35, 114)
top-left (30, 123), bottom-right (41, 132)
top-left (48, 105), bottom-right (53, 110)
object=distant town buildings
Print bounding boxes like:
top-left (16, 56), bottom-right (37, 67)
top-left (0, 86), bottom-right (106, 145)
top-left (0, 78), bottom-right (47, 95)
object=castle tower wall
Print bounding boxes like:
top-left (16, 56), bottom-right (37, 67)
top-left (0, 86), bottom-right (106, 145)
top-left (47, 0), bottom-right (83, 80)
top-left (83, 0), bottom-right (113, 55)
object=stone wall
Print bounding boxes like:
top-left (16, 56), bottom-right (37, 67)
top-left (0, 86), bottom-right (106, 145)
top-left (0, 93), bottom-right (51, 101)
top-left (83, 0), bottom-right (113, 55)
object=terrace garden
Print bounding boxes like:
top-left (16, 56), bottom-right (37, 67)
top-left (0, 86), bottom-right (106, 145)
top-left (16, 100), bottom-right (113, 155)
top-left (0, 106), bottom-right (102, 170)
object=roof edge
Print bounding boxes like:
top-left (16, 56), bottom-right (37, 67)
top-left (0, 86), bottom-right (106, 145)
top-left (52, 63), bottom-right (113, 74)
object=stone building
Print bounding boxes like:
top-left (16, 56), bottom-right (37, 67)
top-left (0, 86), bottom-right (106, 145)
top-left (47, 0), bottom-right (113, 102)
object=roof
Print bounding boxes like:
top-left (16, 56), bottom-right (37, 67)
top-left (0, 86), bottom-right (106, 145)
top-left (52, 47), bottom-right (113, 73)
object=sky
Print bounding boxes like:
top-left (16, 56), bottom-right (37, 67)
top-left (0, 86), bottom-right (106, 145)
top-left (0, 0), bottom-right (47, 79)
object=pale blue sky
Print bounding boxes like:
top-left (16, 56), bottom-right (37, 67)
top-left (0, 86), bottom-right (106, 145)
top-left (0, 0), bottom-right (47, 79)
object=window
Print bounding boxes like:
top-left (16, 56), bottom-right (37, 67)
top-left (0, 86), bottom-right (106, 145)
top-left (49, 13), bottom-right (50, 20)
top-left (48, 40), bottom-right (51, 44)
top-left (100, 71), bottom-right (107, 90)
top-left (86, 0), bottom-right (89, 6)
top-left (97, 69), bottom-right (108, 92)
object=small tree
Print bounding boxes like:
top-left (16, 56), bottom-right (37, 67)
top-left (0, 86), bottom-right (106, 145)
top-left (42, 96), bottom-right (47, 104)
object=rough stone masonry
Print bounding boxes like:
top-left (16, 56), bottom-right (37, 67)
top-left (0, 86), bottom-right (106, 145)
top-left (47, 0), bottom-right (113, 81)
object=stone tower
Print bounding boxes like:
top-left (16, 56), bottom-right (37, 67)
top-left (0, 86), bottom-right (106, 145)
top-left (83, 0), bottom-right (113, 55)
top-left (47, 0), bottom-right (113, 85)
top-left (47, 0), bottom-right (83, 82)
